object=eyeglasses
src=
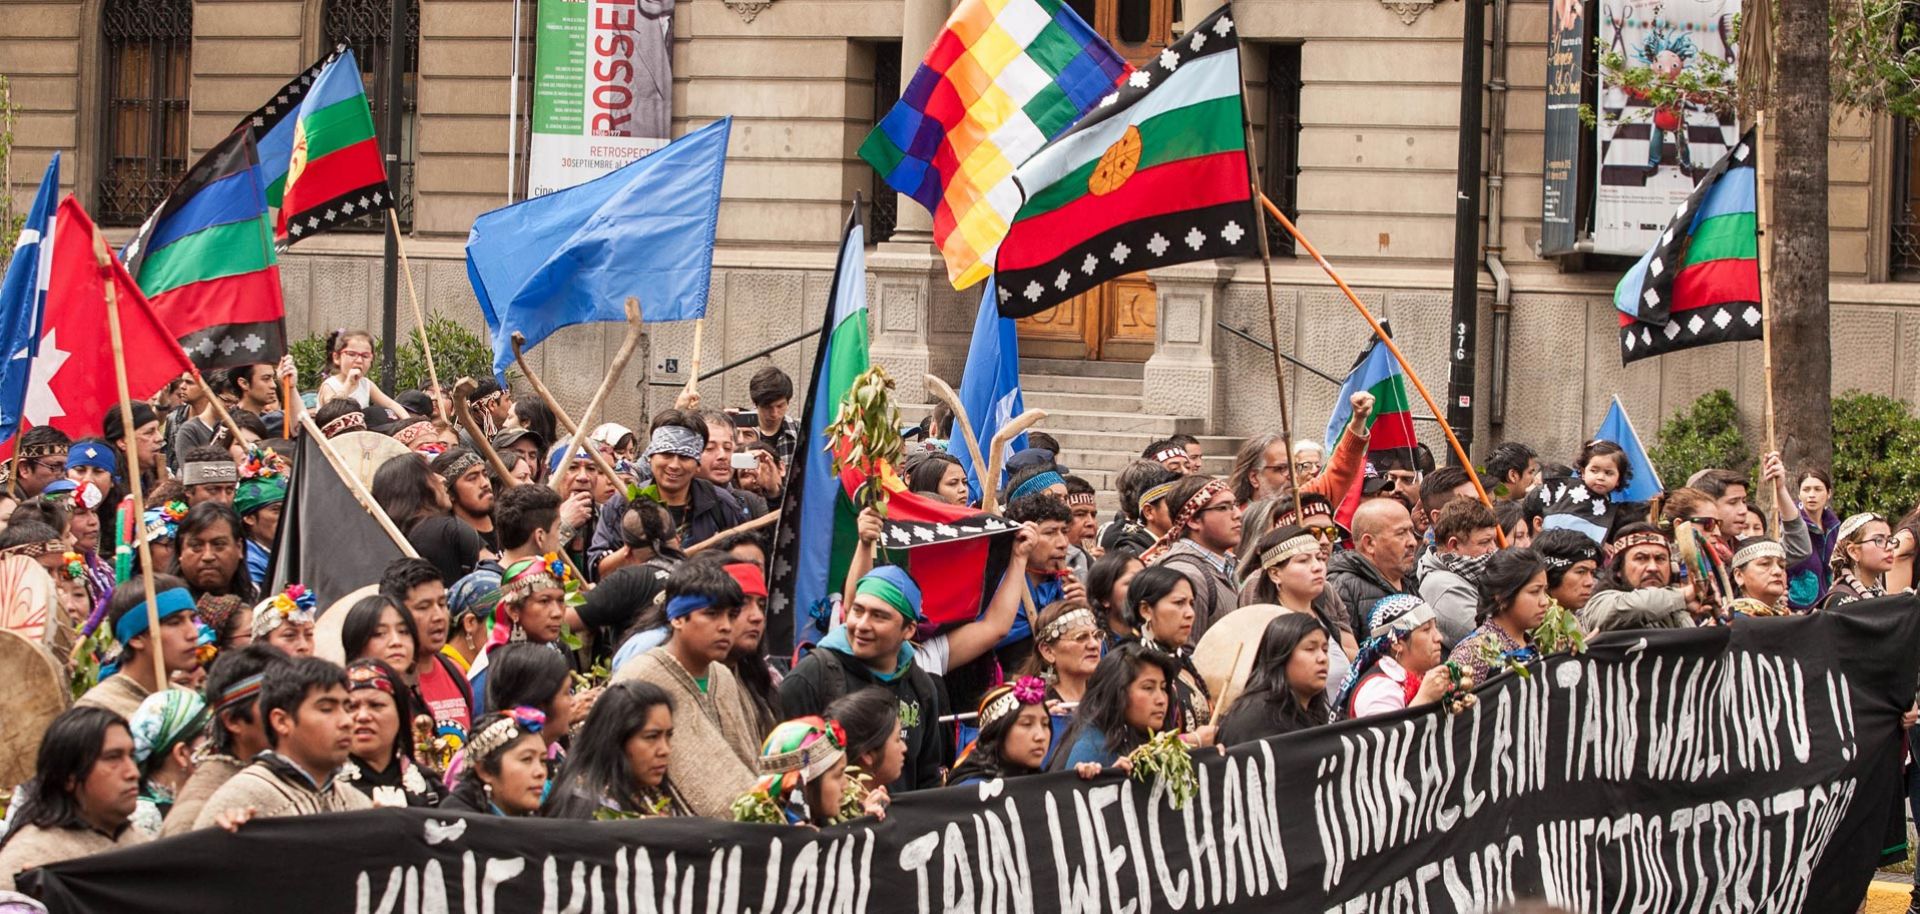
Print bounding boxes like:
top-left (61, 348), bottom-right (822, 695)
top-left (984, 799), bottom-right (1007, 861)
top-left (1197, 503), bottom-right (1238, 516)
top-left (1294, 461), bottom-right (1323, 474)
top-left (1862, 535), bottom-right (1895, 548)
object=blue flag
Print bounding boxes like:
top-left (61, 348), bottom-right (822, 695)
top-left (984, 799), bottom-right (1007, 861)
top-left (466, 118), bottom-right (730, 381)
top-left (0, 154), bottom-right (59, 444)
top-left (1594, 396), bottom-right (1663, 503)
top-left (957, 280), bottom-right (1027, 502)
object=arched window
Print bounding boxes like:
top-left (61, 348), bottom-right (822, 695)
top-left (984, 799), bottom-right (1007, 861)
top-left (323, 0), bottom-right (419, 230)
top-left (97, 0), bottom-right (192, 226)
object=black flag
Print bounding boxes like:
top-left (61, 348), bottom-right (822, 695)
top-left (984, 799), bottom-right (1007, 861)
top-left (266, 433), bottom-right (405, 610)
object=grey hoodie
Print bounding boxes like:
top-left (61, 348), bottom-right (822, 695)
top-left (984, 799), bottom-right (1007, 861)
top-left (1416, 549), bottom-right (1480, 647)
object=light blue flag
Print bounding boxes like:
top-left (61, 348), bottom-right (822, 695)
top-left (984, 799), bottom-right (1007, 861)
top-left (466, 117), bottom-right (730, 381)
top-left (957, 280), bottom-right (1027, 502)
top-left (1594, 396), bottom-right (1663, 503)
top-left (0, 154), bottom-right (59, 444)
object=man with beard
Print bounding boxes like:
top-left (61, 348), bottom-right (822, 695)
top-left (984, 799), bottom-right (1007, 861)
top-left (171, 502), bottom-right (257, 603)
top-left (433, 447), bottom-right (498, 554)
top-left (1328, 497), bottom-right (1418, 635)
top-left (591, 411), bottom-right (747, 566)
top-left (1579, 522), bottom-right (1697, 631)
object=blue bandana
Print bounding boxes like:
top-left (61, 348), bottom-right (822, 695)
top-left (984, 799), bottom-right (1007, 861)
top-left (666, 594), bottom-right (713, 620)
top-left (113, 587), bottom-right (197, 645)
top-left (68, 441), bottom-right (120, 481)
top-left (1007, 470), bottom-right (1066, 503)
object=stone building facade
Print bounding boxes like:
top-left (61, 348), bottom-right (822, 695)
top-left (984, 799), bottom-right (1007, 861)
top-left (5, 0), bottom-right (1918, 469)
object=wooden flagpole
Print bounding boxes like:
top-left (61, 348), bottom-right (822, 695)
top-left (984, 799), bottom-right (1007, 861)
top-left (514, 296), bottom-right (644, 495)
top-left (296, 409), bottom-right (421, 558)
top-left (189, 371), bottom-right (255, 451)
top-left (387, 211), bottom-right (449, 425)
top-left (682, 319), bottom-right (706, 402)
top-left (1752, 113), bottom-right (1782, 539)
top-left (1258, 194), bottom-right (1504, 532)
top-left (1240, 101), bottom-right (1304, 524)
top-left (93, 227), bottom-right (167, 689)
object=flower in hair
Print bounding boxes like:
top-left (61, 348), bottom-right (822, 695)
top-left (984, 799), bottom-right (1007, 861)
top-left (1010, 675), bottom-right (1047, 706)
top-left (61, 551), bottom-right (85, 581)
top-left (508, 705), bottom-right (547, 733)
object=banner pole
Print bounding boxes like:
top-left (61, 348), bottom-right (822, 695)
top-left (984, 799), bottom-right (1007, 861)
top-left (190, 371), bottom-right (253, 451)
top-left (451, 377), bottom-right (518, 482)
top-left (93, 226), bottom-right (167, 689)
top-left (508, 327), bottom-right (629, 490)
top-left (1258, 194), bottom-right (1504, 534)
top-left (1241, 101), bottom-right (1303, 523)
top-left (682, 318), bottom-right (705, 403)
top-left (1752, 112), bottom-right (1782, 540)
top-left (923, 374), bottom-right (990, 493)
top-left (387, 210), bottom-right (448, 425)
top-left (518, 296), bottom-right (644, 495)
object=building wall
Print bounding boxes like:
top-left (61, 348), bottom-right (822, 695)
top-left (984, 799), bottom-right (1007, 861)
top-left (4, 0), bottom-right (1916, 464)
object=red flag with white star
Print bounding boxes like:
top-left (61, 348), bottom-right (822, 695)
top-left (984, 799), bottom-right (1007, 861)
top-left (26, 198), bottom-right (194, 439)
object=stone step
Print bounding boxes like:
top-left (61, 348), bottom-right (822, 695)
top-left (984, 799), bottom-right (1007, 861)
top-left (1020, 357), bottom-right (1145, 379)
top-left (1019, 373), bottom-right (1144, 397)
top-left (1021, 389), bottom-right (1144, 413)
top-left (898, 404), bottom-right (1204, 438)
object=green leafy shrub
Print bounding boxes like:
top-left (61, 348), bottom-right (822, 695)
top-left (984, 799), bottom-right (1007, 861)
top-left (1829, 392), bottom-right (1920, 520)
top-left (290, 314), bottom-right (505, 394)
top-left (1650, 389), bottom-right (1751, 486)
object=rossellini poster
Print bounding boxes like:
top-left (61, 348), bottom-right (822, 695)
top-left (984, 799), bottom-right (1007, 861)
top-left (1593, 0), bottom-right (1740, 255)
top-left (527, 0), bottom-right (674, 197)
top-left (1539, 0), bottom-right (1589, 256)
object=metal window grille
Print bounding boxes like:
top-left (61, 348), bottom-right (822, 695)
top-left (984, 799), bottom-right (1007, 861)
top-left (868, 41), bottom-right (902, 243)
top-left (1895, 118), bottom-right (1920, 279)
top-left (323, 0), bottom-right (419, 231)
top-left (97, 0), bottom-right (192, 226)
top-left (1262, 43), bottom-right (1302, 256)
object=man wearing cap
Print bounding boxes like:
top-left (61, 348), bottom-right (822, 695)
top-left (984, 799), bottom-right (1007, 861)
top-left (179, 447), bottom-right (239, 508)
top-left (77, 576), bottom-right (203, 718)
top-left (234, 472), bottom-right (287, 587)
top-left (492, 428), bottom-right (545, 482)
top-left (1580, 522), bottom-right (1698, 632)
top-left (779, 565), bottom-right (948, 791)
top-left (612, 558), bottom-right (762, 817)
top-left (546, 440), bottom-right (613, 577)
top-left (8, 426), bottom-right (73, 497)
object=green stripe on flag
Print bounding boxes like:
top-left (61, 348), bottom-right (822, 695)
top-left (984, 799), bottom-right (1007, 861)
top-left (1368, 373), bottom-right (1411, 417)
top-left (296, 94), bottom-right (378, 165)
top-left (1680, 211), bottom-right (1757, 268)
top-left (265, 173), bottom-right (287, 207)
top-left (821, 302), bottom-right (870, 599)
top-left (137, 217), bottom-right (276, 298)
top-left (1018, 95), bottom-right (1245, 218)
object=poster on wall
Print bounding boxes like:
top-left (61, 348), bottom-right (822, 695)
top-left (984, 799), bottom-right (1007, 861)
top-left (527, 0), bottom-right (675, 198)
top-left (1593, 0), bottom-right (1740, 255)
top-left (1540, 0), bottom-right (1588, 255)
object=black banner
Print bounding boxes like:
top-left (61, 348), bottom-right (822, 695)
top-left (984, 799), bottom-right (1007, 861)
top-left (26, 597), bottom-right (1920, 912)
top-left (1540, 0), bottom-right (1590, 256)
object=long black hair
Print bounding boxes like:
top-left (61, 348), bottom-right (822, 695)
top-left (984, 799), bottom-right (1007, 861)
top-left (543, 680), bottom-right (675, 817)
top-left (823, 686), bottom-right (897, 774)
top-left (1047, 643), bottom-right (1178, 770)
top-left (902, 451), bottom-right (963, 499)
top-left (1125, 564), bottom-right (1191, 632)
top-left (486, 642), bottom-right (571, 715)
top-left (372, 454), bottom-right (444, 535)
top-left (4, 707), bottom-right (129, 843)
top-left (1215, 613), bottom-right (1329, 744)
top-left (947, 687), bottom-right (1046, 785)
top-left (1476, 547), bottom-right (1547, 624)
top-left (345, 657), bottom-right (419, 764)
top-left (1087, 549), bottom-right (1141, 635)
top-left (171, 502), bottom-right (258, 602)
top-left (339, 594), bottom-right (421, 666)
top-left (445, 710), bottom-right (546, 813)
top-left (513, 396), bottom-right (559, 453)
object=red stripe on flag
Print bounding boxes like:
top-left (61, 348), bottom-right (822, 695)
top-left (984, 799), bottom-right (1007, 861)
top-left (279, 137), bottom-right (387, 224)
top-left (997, 151), bottom-right (1250, 272)
top-left (1367, 411), bottom-right (1418, 452)
top-left (1670, 256), bottom-right (1761, 310)
top-left (150, 267), bottom-right (286, 335)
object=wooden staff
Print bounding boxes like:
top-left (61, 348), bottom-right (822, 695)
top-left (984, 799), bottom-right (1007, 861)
top-left (923, 374), bottom-right (990, 486)
top-left (189, 371), bottom-right (254, 453)
top-left (281, 375), bottom-right (295, 438)
top-left (981, 409), bottom-right (1047, 514)
top-left (507, 300), bottom-right (640, 493)
top-left (1241, 99), bottom-right (1305, 525)
top-left (1752, 112), bottom-right (1783, 540)
top-left (451, 377), bottom-right (516, 483)
top-left (1258, 194), bottom-right (1505, 544)
top-left (93, 226), bottom-right (166, 689)
top-left (685, 509), bottom-right (782, 556)
top-left (682, 319), bottom-right (705, 403)
top-left (387, 211), bottom-right (448, 426)
top-left (296, 410), bottom-right (421, 558)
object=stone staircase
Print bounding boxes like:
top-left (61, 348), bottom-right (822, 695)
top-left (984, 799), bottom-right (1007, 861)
top-left (904, 358), bottom-right (1242, 517)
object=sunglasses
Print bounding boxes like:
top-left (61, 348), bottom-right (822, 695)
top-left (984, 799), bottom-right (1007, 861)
top-left (1305, 524), bottom-right (1341, 542)
top-left (1687, 516), bottom-right (1721, 530)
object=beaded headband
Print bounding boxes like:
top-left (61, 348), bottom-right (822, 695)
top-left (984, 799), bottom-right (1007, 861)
top-left (321, 412), bottom-right (367, 437)
top-left (1038, 607), bottom-right (1096, 644)
top-left (468, 707), bottom-right (546, 759)
top-left (182, 460), bottom-right (240, 486)
top-left (1137, 481), bottom-right (1177, 513)
top-left (977, 676), bottom-right (1047, 731)
top-left (1731, 539), bottom-right (1786, 569)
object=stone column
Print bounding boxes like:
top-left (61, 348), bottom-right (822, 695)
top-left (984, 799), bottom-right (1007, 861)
top-left (888, 0), bottom-right (947, 244)
top-left (1142, 261), bottom-right (1233, 430)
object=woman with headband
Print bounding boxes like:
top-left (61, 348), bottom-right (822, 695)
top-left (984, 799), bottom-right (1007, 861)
top-left (439, 708), bottom-right (550, 817)
top-left (1821, 513), bottom-right (1902, 609)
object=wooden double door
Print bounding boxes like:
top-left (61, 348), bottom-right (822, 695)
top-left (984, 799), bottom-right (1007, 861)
top-left (1015, 0), bottom-right (1172, 361)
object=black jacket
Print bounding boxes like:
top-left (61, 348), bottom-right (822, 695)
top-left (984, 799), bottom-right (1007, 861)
top-left (1327, 549), bottom-right (1412, 635)
top-left (589, 479), bottom-right (748, 568)
top-left (778, 646), bottom-right (949, 792)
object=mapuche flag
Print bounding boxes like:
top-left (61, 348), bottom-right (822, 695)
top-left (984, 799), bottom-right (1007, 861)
top-left (271, 48), bottom-right (395, 245)
top-left (1614, 130), bottom-right (1762, 364)
top-left (25, 199), bottom-right (193, 439)
top-left (995, 4), bottom-right (1258, 318)
top-left (121, 128), bottom-right (286, 372)
top-left (1324, 333), bottom-right (1416, 527)
top-left (858, 0), bottom-right (1128, 290)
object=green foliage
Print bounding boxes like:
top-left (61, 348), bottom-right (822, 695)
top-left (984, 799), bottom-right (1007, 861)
top-left (1831, 0), bottom-right (1920, 119)
top-left (0, 75), bottom-right (23, 261)
top-left (290, 314), bottom-right (504, 395)
top-left (1580, 41), bottom-right (1738, 128)
top-left (1127, 729), bottom-right (1198, 810)
top-left (826, 366), bottom-right (905, 513)
top-left (1650, 389), bottom-right (1751, 486)
top-left (1829, 392), bottom-right (1920, 520)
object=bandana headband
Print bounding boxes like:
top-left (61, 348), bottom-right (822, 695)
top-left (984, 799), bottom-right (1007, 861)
top-left (321, 412), bottom-right (367, 437)
top-left (67, 442), bottom-right (119, 479)
top-left (1260, 533), bottom-right (1322, 569)
top-left (1007, 470), bottom-right (1066, 503)
top-left (1731, 539), bottom-right (1786, 569)
top-left (1064, 492), bottom-right (1095, 507)
top-left (977, 676), bottom-right (1047, 731)
top-left (1141, 478), bottom-right (1231, 563)
top-left (1367, 597), bottom-right (1436, 640)
top-left (756, 717), bottom-right (846, 782)
top-left (666, 594), bottom-right (714, 620)
top-left (346, 660), bottom-right (398, 694)
top-left (436, 451), bottom-right (483, 484)
top-left (114, 587), bottom-right (197, 644)
top-left (1039, 607), bottom-right (1097, 644)
top-left (1608, 531), bottom-right (1670, 561)
top-left (392, 421), bottom-right (436, 448)
top-left (853, 567), bottom-right (923, 623)
top-left (182, 460), bottom-right (240, 486)
top-left (642, 425), bottom-right (705, 461)
top-left (1137, 481), bottom-right (1178, 514)
top-left (216, 673), bottom-right (267, 712)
